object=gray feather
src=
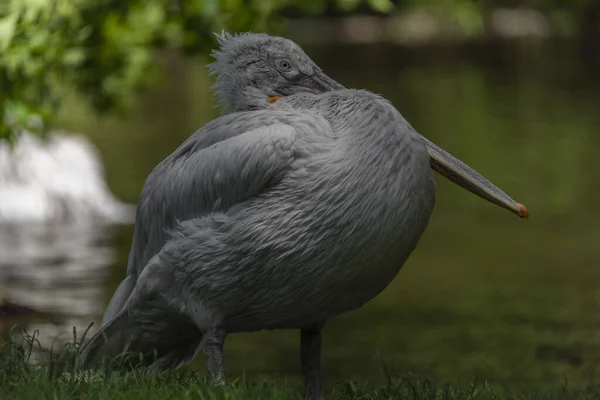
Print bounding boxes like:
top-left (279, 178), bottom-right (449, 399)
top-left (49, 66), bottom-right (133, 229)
top-left (95, 33), bottom-right (435, 377)
top-left (83, 305), bottom-right (203, 371)
top-left (90, 89), bottom-right (435, 371)
top-left (102, 32), bottom-right (343, 326)
top-left (88, 121), bottom-right (303, 368)
top-left (101, 275), bottom-right (135, 326)
top-left (207, 31), bottom-right (342, 114)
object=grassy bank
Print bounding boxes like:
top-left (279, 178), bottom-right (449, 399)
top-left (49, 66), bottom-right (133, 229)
top-left (1, 330), bottom-right (599, 400)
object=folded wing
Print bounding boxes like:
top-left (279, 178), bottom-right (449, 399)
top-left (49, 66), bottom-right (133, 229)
top-left (101, 119), bottom-right (298, 325)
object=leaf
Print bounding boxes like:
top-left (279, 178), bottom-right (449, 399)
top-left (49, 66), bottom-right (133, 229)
top-left (62, 48), bottom-right (85, 66)
top-left (0, 14), bottom-right (19, 51)
top-left (20, 0), bottom-right (52, 24)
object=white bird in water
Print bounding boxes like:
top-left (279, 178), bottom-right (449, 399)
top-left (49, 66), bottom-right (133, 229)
top-left (82, 33), bottom-right (528, 399)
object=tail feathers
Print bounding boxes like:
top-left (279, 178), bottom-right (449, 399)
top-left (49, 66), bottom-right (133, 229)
top-left (81, 308), bottom-right (147, 370)
top-left (81, 308), bottom-right (204, 372)
top-left (101, 275), bottom-right (136, 326)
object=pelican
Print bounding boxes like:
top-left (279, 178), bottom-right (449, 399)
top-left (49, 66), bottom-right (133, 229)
top-left (82, 33), bottom-right (528, 400)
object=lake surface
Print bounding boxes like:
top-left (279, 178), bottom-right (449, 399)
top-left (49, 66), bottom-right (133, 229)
top-left (1, 38), bottom-right (600, 390)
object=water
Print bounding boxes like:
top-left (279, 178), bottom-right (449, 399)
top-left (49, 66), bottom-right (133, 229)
top-left (1, 39), bottom-right (600, 389)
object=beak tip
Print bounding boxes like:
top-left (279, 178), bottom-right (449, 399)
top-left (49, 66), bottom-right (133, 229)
top-left (517, 203), bottom-right (529, 219)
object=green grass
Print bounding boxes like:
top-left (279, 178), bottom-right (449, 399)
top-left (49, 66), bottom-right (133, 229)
top-left (1, 328), bottom-right (600, 400)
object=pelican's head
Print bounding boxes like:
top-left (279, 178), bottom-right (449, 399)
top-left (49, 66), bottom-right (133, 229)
top-left (208, 32), bottom-right (344, 114)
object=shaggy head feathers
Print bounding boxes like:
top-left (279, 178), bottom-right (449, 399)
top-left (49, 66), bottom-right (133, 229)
top-left (207, 31), bottom-right (343, 114)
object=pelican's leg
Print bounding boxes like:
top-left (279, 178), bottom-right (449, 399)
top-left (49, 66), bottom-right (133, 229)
top-left (203, 326), bottom-right (227, 386)
top-left (301, 322), bottom-right (325, 400)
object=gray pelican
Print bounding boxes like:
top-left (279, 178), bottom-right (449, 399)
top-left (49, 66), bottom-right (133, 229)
top-left (82, 33), bottom-right (528, 400)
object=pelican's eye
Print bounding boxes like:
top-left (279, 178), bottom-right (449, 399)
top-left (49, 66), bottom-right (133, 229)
top-left (276, 59), bottom-right (294, 72)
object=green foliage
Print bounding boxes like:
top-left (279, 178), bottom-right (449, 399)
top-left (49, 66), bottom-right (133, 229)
top-left (0, 0), bottom-right (395, 144)
top-left (0, 0), bottom-right (88, 141)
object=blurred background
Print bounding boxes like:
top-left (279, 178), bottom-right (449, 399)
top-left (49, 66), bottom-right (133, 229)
top-left (1, 0), bottom-right (599, 391)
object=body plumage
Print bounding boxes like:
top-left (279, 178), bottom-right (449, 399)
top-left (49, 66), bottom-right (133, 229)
top-left (138, 90), bottom-right (434, 334)
top-left (84, 34), bottom-right (527, 400)
top-left (83, 90), bottom-right (435, 372)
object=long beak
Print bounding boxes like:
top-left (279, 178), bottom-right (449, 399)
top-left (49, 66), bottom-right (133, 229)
top-left (277, 70), bottom-right (344, 98)
top-left (313, 69), bottom-right (346, 91)
top-left (423, 136), bottom-right (529, 219)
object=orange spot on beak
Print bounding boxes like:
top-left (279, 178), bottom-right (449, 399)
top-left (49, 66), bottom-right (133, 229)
top-left (517, 203), bottom-right (529, 219)
top-left (268, 96), bottom-right (284, 104)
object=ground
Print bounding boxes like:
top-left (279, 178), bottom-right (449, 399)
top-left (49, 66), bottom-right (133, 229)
top-left (1, 331), bottom-right (599, 400)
